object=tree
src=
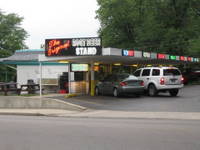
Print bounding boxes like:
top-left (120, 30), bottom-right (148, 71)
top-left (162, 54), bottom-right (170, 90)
top-left (96, 0), bottom-right (200, 56)
top-left (0, 10), bottom-right (28, 58)
top-left (0, 10), bottom-right (28, 82)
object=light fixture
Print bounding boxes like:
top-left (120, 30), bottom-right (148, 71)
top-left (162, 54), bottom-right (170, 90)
top-left (147, 64), bottom-right (152, 67)
top-left (94, 62), bottom-right (100, 65)
top-left (58, 60), bottom-right (69, 63)
top-left (132, 64), bottom-right (138, 67)
top-left (113, 63), bottom-right (121, 66)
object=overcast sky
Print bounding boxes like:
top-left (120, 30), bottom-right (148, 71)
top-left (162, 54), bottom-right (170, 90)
top-left (1, 0), bottom-right (100, 49)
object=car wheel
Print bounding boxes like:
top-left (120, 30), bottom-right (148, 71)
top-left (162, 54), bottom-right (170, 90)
top-left (169, 89), bottom-right (179, 97)
top-left (113, 88), bottom-right (120, 97)
top-left (95, 87), bottom-right (101, 96)
top-left (148, 84), bottom-right (157, 96)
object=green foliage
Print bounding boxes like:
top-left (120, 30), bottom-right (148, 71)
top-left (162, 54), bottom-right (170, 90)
top-left (0, 10), bottom-right (28, 57)
top-left (96, 0), bottom-right (200, 56)
top-left (0, 10), bottom-right (28, 82)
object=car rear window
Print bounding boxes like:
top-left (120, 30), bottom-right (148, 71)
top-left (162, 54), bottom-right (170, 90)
top-left (163, 69), bottom-right (181, 76)
top-left (117, 74), bottom-right (129, 80)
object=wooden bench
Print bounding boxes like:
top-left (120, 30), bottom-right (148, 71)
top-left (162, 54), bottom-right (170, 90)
top-left (0, 82), bottom-right (21, 96)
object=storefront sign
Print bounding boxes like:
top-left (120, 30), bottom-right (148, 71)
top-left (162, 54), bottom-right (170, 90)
top-left (184, 57), bottom-right (188, 61)
top-left (187, 57), bottom-right (192, 61)
top-left (45, 37), bottom-right (102, 56)
top-left (143, 52), bottom-right (150, 58)
top-left (71, 64), bottom-right (88, 72)
top-left (157, 53), bottom-right (166, 59)
top-left (134, 50), bottom-right (142, 58)
top-left (170, 55), bottom-right (176, 60)
top-left (151, 52), bottom-right (157, 59)
top-left (194, 58), bottom-right (199, 62)
top-left (180, 56), bottom-right (185, 61)
top-left (122, 50), bottom-right (134, 56)
top-left (165, 54), bottom-right (170, 59)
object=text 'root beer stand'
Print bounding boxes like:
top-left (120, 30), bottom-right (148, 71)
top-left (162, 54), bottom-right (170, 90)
top-left (45, 37), bottom-right (102, 95)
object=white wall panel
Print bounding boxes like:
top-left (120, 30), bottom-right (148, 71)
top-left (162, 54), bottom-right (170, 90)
top-left (17, 65), bottom-right (68, 85)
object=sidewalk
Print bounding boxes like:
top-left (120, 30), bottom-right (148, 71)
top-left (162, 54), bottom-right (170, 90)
top-left (1, 109), bottom-right (200, 120)
top-left (1, 94), bottom-right (200, 120)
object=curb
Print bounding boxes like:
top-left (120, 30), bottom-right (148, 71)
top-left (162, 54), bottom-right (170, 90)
top-left (56, 111), bottom-right (200, 120)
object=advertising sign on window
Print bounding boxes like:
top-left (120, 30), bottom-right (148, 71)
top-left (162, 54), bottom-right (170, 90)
top-left (71, 64), bottom-right (89, 72)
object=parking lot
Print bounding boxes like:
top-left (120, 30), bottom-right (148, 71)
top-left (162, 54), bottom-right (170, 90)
top-left (55, 85), bottom-right (200, 112)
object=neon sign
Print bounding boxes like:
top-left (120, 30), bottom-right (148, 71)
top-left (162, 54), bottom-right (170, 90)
top-left (45, 37), bottom-right (102, 56)
top-left (47, 40), bottom-right (71, 56)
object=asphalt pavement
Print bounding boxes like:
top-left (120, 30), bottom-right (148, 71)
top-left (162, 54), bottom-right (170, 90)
top-left (53, 85), bottom-right (200, 112)
top-left (0, 85), bottom-right (200, 120)
top-left (0, 116), bottom-right (200, 150)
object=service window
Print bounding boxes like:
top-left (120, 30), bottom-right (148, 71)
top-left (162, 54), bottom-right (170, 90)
top-left (142, 69), bottom-right (150, 76)
top-left (134, 70), bottom-right (141, 77)
top-left (152, 69), bottom-right (160, 76)
top-left (74, 72), bottom-right (84, 81)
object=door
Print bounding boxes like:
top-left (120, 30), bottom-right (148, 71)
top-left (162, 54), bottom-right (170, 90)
top-left (140, 69), bottom-right (151, 89)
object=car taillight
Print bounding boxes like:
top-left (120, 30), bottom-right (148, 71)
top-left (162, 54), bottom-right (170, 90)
top-left (120, 82), bottom-right (127, 86)
top-left (140, 81), bottom-right (144, 86)
top-left (160, 77), bottom-right (165, 85)
top-left (181, 76), bottom-right (184, 84)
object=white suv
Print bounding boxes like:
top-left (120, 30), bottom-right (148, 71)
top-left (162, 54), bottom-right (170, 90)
top-left (133, 67), bottom-right (184, 96)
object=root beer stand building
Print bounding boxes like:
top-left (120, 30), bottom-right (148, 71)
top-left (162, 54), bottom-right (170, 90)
top-left (39, 37), bottom-right (199, 96)
top-left (41, 37), bottom-right (103, 96)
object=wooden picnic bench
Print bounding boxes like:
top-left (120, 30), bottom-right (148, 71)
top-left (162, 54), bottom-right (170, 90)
top-left (19, 84), bottom-right (42, 94)
top-left (0, 82), bottom-right (21, 96)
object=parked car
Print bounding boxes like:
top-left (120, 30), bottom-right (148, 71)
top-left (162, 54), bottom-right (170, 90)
top-left (133, 67), bottom-right (184, 96)
top-left (182, 69), bottom-right (200, 84)
top-left (95, 74), bottom-right (144, 97)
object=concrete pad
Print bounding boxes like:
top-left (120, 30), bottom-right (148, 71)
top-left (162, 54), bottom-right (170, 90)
top-left (0, 96), bottom-right (86, 111)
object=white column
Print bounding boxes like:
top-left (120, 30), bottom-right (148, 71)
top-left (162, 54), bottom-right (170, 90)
top-left (39, 62), bottom-right (42, 98)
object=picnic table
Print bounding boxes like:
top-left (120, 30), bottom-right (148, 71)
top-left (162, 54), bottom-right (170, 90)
top-left (19, 83), bottom-right (41, 94)
top-left (0, 82), bottom-right (21, 96)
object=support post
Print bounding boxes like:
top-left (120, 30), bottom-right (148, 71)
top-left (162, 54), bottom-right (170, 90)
top-left (68, 63), bottom-right (71, 94)
top-left (39, 62), bottom-right (42, 98)
top-left (90, 63), bottom-right (95, 96)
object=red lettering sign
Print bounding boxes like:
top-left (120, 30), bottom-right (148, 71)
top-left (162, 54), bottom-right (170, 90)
top-left (47, 40), bottom-right (71, 56)
top-left (180, 56), bottom-right (185, 61)
top-left (157, 53), bottom-right (166, 59)
top-left (128, 50), bottom-right (134, 56)
top-left (187, 57), bottom-right (192, 61)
